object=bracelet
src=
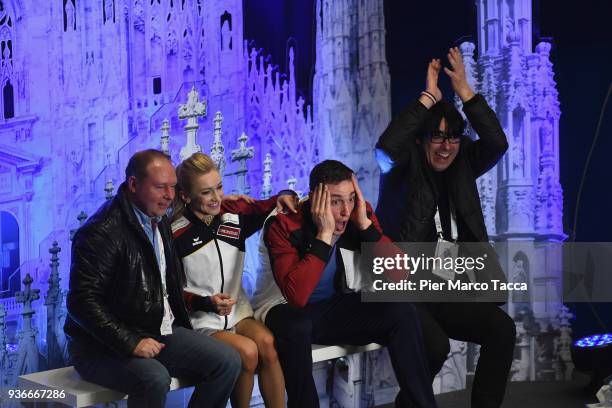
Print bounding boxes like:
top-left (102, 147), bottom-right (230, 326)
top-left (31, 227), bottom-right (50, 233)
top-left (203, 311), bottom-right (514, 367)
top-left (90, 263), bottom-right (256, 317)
top-left (420, 91), bottom-right (437, 105)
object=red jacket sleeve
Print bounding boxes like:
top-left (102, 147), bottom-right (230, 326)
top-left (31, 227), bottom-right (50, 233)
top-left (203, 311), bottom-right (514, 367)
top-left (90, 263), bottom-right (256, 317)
top-left (221, 196), bottom-right (278, 238)
top-left (221, 195), bottom-right (278, 216)
top-left (183, 291), bottom-right (215, 313)
top-left (264, 216), bottom-right (332, 308)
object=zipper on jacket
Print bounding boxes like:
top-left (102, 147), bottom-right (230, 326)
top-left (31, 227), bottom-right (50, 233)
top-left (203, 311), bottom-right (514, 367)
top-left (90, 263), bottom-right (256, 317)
top-left (211, 235), bottom-right (228, 330)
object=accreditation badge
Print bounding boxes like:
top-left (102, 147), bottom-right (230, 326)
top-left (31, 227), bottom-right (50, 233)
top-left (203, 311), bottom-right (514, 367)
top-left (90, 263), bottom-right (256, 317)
top-left (432, 238), bottom-right (459, 281)
top-left (160, 296), bottom-right (174, 336)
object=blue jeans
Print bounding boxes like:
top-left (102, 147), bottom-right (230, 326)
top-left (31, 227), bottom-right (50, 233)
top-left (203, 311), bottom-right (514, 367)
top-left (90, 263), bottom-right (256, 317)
top-left (70, 326), bottom-right (241, 408)
top-left (266, 293), bottom-right (437, 408)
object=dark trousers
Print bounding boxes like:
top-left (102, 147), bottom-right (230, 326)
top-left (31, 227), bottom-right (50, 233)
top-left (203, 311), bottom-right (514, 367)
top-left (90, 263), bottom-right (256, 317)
top-left (266, 293), bottom-right (437, 408)
top-left (417, 303), bottom-right (516, 408)
top-left (69, 326), bottom-right (241, 408)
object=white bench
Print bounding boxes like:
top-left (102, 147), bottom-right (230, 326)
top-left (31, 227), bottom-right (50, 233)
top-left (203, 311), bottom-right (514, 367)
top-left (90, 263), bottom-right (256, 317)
top-left (18, 343), bottom-right (382, 407)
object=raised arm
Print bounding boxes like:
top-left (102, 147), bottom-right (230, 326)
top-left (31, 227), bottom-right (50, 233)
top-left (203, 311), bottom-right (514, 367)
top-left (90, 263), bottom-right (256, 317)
top-left (376, 59), bottom-right (443, 172)
top-left (222, 191), bottom-right (298, 238)
top-left (444, 46), bottom-right (508, 176)
top-left (264, 218), bottom-right (330, 308)
top-left (221, 195), bottom-right (278, 217)
top-left (263, 184), bottom-right (335, 308)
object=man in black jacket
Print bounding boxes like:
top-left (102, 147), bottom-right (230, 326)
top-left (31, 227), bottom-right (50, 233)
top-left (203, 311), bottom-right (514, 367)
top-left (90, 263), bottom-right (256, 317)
top-left (376, 47), bottom-right (516, 408)
top-left (65, 149), bottom-right (241, 408)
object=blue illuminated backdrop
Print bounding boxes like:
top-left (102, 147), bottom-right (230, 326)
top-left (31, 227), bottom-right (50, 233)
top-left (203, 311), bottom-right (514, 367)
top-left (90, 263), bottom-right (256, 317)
top-left (1, 0), bottom-right (609, 404)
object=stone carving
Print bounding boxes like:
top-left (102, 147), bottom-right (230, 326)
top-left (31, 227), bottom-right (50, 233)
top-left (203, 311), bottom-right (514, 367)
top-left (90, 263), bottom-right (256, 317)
top-left (230, 132), bottom-right (254, 195)
top-left (552, 306), bottom-right (575, 381)
top-left (45, 241), bottom-right (67, 369)
top-left (178, 87), bottom-right (206, 162)
top-left (14, 274), bottom-right (40, 379)
top-left (104, 179), bottom-right (115, 201)
top-left (65, 0), bottom-right (76, 32)
top-left (210, 111), bottom-right (226, 176)
top-left (512, 252), bottom-right (529, 303)
top-left (133, 0), bottom-right (145, 31)
top-left (160, 119), bottom-right (170, 155)
top-left (261, 153), bottom-right (272, 199)
top-left (104, 0), bottom-right (114, 24)
top-left (0, 0), bottom-right (568, 405)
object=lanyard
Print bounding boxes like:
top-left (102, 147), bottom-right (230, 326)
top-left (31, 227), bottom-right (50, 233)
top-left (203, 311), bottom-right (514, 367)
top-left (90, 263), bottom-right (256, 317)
top-left (154, 226), bottom-right (168, 297)
top-left (155, 226), bottom-right (174, 335)
top-left (434, 202), bottom-right (458, 242)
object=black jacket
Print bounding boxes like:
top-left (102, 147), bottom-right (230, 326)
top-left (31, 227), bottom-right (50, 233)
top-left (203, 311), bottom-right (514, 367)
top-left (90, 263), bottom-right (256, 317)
top-left (376, 94), bottom-right (509, 286)
top-left (64, 183), bottom-right (191, 357)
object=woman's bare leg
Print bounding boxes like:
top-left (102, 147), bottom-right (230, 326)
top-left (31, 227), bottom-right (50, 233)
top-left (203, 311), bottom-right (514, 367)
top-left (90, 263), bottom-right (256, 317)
top-left (212, 330), bottom-right (258, 408)
top-left (236, 319), bottom-right (286, 408)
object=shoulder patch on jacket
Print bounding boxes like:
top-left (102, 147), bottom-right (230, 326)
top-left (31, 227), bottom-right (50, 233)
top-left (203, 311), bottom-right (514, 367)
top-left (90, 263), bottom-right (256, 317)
top-left (220, 212), bottom-right (240, 225)
top-left (217, 224), bottom-right (240, 239)
top-left (171, 216), bottom-right (192, 238)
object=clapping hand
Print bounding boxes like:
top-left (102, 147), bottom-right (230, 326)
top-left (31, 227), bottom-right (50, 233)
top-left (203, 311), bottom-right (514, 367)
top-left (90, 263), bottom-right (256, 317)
top-left (419, 59), bottom-right (443, 108)
top-left (443, 46), bottom-right (475, 102)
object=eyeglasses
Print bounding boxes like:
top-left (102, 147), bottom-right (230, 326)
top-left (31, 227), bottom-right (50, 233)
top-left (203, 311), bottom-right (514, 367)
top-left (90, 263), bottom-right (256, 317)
top-left (428, 130), bottom-right (462, 144)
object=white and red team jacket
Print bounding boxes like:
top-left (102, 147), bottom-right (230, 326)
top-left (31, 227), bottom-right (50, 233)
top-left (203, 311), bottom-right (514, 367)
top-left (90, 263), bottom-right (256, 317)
top-left (171, 196), bottom-right (279, 333)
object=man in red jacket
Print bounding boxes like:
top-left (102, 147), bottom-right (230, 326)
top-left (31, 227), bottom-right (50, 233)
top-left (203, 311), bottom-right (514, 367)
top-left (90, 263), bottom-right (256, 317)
top-left (256, 160), bottom-right (437, 408)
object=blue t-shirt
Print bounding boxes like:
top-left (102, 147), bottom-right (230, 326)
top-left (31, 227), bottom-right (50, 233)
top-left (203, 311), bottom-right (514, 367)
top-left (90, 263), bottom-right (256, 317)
top-left (308, 244), bottom-right (337, 303)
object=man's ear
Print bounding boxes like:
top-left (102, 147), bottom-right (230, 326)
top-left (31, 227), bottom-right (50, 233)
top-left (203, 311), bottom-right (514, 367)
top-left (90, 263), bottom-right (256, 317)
top-left (127, 176), bottom-right (138, 193)
top-left (179, 190), bottom-right (190, 204)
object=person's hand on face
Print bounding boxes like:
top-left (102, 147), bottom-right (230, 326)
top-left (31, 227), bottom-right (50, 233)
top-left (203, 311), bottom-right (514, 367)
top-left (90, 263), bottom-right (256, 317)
top-left (349, 174), bottom-right (372, 231)
top-left (443, 46), bottom-right (475, 102)
top-left (276, 193), bottom-right (299, 214)
top-left (133, 338), bottom-right (165, 359)
top-left (211, 293), bottom-right (236, 316)
top-left (310, 183), bottom-right (335, 245)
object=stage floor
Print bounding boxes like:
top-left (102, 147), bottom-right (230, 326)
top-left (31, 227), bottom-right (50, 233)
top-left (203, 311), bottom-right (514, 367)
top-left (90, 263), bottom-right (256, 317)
top-left (379, 373), bottom-right (601, 408)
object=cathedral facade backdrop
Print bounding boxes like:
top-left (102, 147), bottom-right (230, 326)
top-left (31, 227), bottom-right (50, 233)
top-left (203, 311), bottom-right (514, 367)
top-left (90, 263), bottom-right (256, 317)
top-left (0, 0), bottom-right (569, 406)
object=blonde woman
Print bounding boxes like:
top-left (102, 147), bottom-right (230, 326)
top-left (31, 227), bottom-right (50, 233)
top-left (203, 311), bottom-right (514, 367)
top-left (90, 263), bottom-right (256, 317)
top-left (172, 152), bottom-right (295, 408)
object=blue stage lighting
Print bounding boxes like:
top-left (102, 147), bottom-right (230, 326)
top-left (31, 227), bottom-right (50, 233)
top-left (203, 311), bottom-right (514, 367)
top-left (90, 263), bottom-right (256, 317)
top-left (575, 334), bottom-right (612, 348)
top-left (572, 333), bottom-right (612, 382)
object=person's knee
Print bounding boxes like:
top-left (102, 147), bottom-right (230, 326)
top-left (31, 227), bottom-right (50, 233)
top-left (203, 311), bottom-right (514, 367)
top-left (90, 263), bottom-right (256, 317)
top-left (214, 342), bottom-right (242, 380)
top-left (495, 312), bottom-right (517, 347)
top-left (257, 333), bottom-right (279, 366)
top-left (237, 338), bottom-right (259, 373)
top-left (388, 302), bottom-right (417, 323)
top-left (428, 337), bottom-right (451, 374)
top-left (289, 319), bottom-right (312, 348)
top-left (139, 365), bottom-right (171, 395)
top-left (385, 303), bottom-right (420, 335)
top-left (267, 306), bottom-right (312, 344)
top-left (278, 315), bottom-right (312, 344)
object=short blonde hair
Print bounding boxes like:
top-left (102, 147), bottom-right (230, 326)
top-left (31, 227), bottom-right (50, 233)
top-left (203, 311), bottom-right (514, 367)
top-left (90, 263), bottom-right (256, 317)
top-left (172, 153), bottom-right (218, 220)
